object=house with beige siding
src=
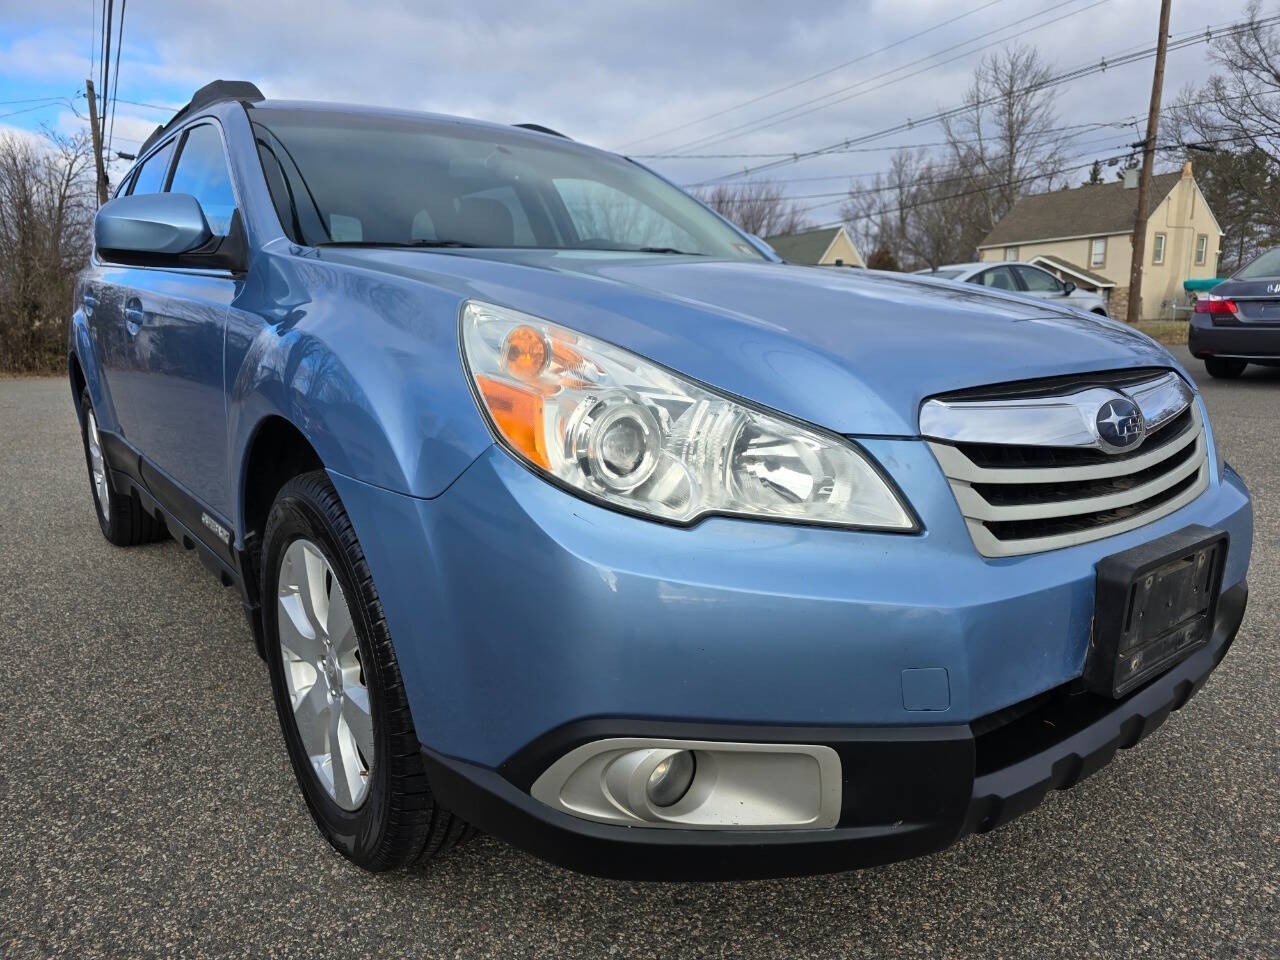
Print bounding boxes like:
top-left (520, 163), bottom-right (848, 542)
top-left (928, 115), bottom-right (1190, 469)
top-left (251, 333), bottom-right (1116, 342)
top-left (977, 163), bottom-right (1222, 319)
top-left (766, 226), bottom-right (866, 267)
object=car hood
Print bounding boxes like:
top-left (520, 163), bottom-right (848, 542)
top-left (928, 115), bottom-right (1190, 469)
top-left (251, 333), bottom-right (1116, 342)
top-left (318, 248), bottom-right (1179, 437)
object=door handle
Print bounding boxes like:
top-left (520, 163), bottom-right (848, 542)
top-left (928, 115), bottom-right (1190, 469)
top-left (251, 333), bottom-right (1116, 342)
top-left (82, 292), bottom-right (98, 316)
top-left (124, 298), bottom-right (144, 335)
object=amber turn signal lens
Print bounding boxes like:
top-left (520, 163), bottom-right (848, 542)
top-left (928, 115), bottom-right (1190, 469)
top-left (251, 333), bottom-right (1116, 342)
top-left (502, 325), bottom-right (549, 380)
top-left (475, 375), bottom-right (549, 468)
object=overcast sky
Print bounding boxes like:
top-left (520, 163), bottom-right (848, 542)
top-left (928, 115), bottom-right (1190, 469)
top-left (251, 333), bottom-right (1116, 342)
top-left (0, 0), bottom-right (1250, 224)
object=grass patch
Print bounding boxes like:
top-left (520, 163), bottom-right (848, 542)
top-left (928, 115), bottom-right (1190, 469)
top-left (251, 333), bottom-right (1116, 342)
top-left (1133, 320), bottom-right (1188, 346)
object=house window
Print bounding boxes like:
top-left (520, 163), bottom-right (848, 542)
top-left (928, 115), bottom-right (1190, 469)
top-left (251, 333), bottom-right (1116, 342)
top-left (1195, 234), bottom-right (1208, 266)
top-left (1004, 246), bottom-right (1019, 261)
top-left (1152, 233), bottom-right (1166, 265)
top-left (1090, 237), bottom-right (1106, 267)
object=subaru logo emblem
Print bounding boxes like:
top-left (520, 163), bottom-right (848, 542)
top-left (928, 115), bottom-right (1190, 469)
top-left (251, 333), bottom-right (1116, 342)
top-left (1094, 396), bottom-right (1145, 453)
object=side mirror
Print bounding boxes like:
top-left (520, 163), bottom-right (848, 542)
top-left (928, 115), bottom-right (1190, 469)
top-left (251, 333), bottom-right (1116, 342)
top-left (1062, 280), bottom-right (1076, 296)
top-left (95, 192), bottom-right (213, 262)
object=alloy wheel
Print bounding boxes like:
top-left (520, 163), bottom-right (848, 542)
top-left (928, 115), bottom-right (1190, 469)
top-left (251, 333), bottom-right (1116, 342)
top-left (86, 410), bottom-right (110, 522)
top-left (276, 538), bottom-right (373, 810)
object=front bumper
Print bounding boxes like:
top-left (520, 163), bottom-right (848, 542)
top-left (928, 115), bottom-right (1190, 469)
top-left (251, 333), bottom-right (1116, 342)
top-left (1189, 315), bottom-right (1280, 361)
top-left (422, 582), bottom-right (1246, 879)
top-left (330, 440), bottom-right (1251, 767)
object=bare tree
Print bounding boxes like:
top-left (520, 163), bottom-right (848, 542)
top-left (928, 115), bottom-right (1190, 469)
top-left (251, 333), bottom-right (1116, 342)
top-left (840, 149), bottom-right (922, 264)
top-left (941, 45), bottom-right (1067, 238)
top-left (0, 130), bottom-right (95, 373)
top-left (841, 149), bottom-right (988, 270)
top-left (841, 45), bottom-right (1066, 270)
top-left (1170, 0), bottom-right (1280, 270)
top-left (693, 179), bottom-right (812, 237)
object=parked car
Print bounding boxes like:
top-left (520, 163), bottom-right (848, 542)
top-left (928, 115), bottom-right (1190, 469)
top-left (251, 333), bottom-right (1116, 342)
top-left (1189, 246), bottom-right (1280, 378)
top-left (916, 261), bottom-right (1111, 315)
top-left (70, 81), bottom-right (1252, 880)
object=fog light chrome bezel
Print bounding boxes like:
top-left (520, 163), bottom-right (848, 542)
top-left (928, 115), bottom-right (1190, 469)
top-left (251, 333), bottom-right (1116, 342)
top-left (529, 737), bottom-right (842, 830)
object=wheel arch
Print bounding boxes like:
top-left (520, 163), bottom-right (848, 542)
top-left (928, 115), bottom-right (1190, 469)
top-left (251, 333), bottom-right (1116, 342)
top-left (238, 414), bottom-right (326, 548)
top-left (67, 310), bottom-right (116, 430)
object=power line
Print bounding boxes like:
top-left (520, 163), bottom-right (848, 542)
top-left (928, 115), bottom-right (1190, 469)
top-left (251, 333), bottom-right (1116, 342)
top-left (790, 128), bottom-right (1271, 229)
top-left (657, 119), bottom-right (1131, 167)
top-left (106, 0), bottom-right (126, 158)
top-left (89, 0), bottom-right (96, 88)
top-left (616, 0), bottom-right (1008, 151)
top-left (658, 0), bottom-right (1106, 157)
top-left (702, 139), bottom-right (1136, 209)
top-left (115, 98), bottom-right (181, 111)
top-left (99, 0), bottom-right (112, 123)
top-left (0, 102), bottom-right (72, 120)
top-left (687, 13), bottom-right (1280, 187)
top-left (683, 127), bottom-right (1137, 189)
top-left (0, 96), bottom-right (65, 107)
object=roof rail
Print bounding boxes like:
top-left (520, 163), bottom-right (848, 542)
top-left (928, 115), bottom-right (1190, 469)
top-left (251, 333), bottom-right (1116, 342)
top-left (513, 123), bottom-right (571, 140)
top-left (137, 80), bottom-right (265, 156)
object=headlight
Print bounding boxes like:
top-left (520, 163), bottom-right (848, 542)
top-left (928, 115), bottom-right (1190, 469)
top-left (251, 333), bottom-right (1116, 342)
top-left (459, 301), bottom-right (914, 530)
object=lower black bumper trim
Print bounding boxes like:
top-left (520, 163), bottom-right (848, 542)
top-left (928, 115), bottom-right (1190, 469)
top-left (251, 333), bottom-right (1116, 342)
top-left (422, 581), bottom-right (1247, 881)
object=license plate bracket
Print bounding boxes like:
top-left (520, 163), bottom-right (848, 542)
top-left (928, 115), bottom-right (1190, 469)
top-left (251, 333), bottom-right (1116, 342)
top-left (1086, 525), bottom-right (1228, 698)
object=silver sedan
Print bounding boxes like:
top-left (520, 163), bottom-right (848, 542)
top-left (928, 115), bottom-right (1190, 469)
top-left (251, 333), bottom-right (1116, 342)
top-left (916, 261), bottom-right (1110, 316)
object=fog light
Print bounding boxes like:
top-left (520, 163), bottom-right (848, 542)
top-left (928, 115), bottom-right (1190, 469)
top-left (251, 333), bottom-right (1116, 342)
top-left (646, 750), bottom-right (696, 807)
top-left (530, 737), bottom-right (842, 830)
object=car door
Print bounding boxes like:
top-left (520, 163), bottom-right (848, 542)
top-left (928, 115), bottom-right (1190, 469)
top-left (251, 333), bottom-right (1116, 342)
top-left (121, 121), bottom-right (240, 524)
top-left (970, 266), bottom-right (1019, 291)
top-left (1011, 264), bottom-right (1065, 302)
top-left (91, 137), bottom-right (178, 440)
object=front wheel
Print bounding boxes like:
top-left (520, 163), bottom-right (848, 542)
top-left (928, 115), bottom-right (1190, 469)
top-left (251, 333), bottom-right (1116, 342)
top-left (1205, 358), bottom-right (1247, 379)
top-left (261, 471), bottom-right (471, 870)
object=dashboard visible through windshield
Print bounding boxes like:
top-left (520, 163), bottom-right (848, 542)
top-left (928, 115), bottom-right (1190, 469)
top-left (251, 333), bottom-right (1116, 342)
top-left (250, 106), bottom-right (763, 260)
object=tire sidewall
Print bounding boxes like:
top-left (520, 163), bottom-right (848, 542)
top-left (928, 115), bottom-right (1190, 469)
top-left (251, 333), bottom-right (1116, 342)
top-left (261, 480), bottom-right (394, 865)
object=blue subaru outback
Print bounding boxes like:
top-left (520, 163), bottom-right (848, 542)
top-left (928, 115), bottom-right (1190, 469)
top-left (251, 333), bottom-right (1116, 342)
top-left (70, 81), bottom-right (1252, 879)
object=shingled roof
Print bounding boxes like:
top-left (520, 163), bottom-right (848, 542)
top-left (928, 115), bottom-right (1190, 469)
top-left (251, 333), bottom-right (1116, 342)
top-left (765, 226), bottom-right (843, 264)
top-left (979, 172), bottom-right (1181, 248)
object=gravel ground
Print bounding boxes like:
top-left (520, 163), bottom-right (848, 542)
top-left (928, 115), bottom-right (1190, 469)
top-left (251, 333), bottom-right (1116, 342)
top-left (1, 347), bottom-right (1277, 959)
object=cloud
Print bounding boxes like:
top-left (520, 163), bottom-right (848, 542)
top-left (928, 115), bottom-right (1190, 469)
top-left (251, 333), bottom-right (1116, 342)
top-left (0, 0), bottom-right (1246, 213)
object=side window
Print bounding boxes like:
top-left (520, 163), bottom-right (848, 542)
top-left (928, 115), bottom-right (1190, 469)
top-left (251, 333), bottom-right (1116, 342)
top-left (1014, 265), bottom-right (1061, 293)
top-left (167, 124), bottom-right (237, 236)
top-left (128, 139), bottom-right (176, 196)
top-left (974, 267), bottom-right (1017, 290)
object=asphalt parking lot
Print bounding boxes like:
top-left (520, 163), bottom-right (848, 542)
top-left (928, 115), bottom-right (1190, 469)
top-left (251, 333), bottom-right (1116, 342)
top-left (1, 346), bottom-right (1277, 959)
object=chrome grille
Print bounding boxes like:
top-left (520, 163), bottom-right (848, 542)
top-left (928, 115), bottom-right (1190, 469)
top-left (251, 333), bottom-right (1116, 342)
top-left (922, 371), bottom-right (1209, 557)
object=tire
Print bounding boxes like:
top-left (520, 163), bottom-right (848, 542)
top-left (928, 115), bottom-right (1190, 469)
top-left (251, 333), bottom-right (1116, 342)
top-left (1205, 358), bottom-right (1247, 379)
top-left (78, 387), bottom-right (167, 546)
top-left (261, 470), bottom-right (472, 870)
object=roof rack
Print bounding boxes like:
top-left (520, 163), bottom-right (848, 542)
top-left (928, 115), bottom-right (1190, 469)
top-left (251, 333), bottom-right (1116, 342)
top-left (137, 80), bottom-right (265, 156)
top-left (513, 123), bottom-right (571, 140)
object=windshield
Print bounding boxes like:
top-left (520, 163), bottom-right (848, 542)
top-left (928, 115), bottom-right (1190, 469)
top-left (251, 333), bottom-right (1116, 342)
top-left (249, 106), bottom-right (762, 259)
top-left (1235, 246), bottom-right (1280, 280)
top-left (919, 269), bottom-right (963, 280)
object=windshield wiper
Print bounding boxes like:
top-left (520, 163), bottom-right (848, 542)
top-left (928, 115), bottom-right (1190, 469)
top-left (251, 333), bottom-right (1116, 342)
top-left (633, 246), bottom-right (706, 256)
top-left (316, 240), bottom-right (483, 249)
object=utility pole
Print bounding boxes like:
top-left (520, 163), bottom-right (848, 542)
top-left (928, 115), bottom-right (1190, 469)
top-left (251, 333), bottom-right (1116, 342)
top-left (85, 78), bottom-right (109, 206)
top-left (1125, 0), bottom-right (1173, 325)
